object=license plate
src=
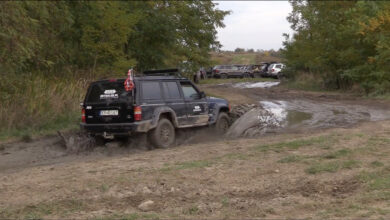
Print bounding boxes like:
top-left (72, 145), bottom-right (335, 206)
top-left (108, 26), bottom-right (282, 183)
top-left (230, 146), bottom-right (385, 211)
top-left (100, 110), bottom-right (118, 116)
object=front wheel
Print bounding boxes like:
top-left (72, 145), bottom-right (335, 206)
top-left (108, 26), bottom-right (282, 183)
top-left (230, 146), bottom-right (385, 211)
top-left (148, 118), bottom-right (175, 148)
top-left (214, 112), bottom-right (230, 135)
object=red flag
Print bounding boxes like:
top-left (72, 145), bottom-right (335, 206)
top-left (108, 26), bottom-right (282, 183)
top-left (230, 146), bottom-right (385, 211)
top-left (124, 69), bottom-right (135, 91)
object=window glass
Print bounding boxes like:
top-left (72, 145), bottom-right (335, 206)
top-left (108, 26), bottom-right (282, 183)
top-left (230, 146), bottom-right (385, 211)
top-left (86, 80), bottom-right (132, 103)
top-left (162, 82), bottom-right (181, 99)
top-left (180, 82), bottom-right (199, 99)
top-left (141, 81), bottom-right (162, 100)
top-left (275, 64), bottom-right (282, 68)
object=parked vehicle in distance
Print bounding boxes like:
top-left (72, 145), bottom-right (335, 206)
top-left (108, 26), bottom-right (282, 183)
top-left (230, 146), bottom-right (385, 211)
top-left (212, 65), bottom-right (250, 78)
top-left (80, 69), bottom-right (230, 148)
top-left (259, 62), bottom-right (275, 77)
top-left (267, 63), bottom-right (285, 78)
top-left (244, 64), bottom-right (263, 78)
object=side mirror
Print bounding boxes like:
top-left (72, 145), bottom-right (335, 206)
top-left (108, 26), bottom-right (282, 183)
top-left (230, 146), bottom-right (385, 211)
top-left (199, 91), bottom-right (206, 99)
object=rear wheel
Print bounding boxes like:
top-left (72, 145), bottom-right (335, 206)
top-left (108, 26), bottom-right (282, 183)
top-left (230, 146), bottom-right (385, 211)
top-left (214, 112), bottom-right (230, 135)
top-left (221, 73), bottom-right (228, 79)
top-left (148, 118), bottom-right (175, 148)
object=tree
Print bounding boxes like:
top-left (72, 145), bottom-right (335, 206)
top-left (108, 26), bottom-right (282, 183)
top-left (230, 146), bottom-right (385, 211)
top-left (282, 1), bottom-right (390, 93)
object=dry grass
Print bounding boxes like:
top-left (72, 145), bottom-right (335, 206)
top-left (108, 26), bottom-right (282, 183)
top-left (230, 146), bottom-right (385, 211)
top-left (0, 73), bottom-right (91, 140)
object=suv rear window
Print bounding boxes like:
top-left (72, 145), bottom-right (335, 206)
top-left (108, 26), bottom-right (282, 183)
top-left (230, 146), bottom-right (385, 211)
top-left (86, 80), bottom-right (132, 103)
top-left (141, 81), bottom-right (162, 100)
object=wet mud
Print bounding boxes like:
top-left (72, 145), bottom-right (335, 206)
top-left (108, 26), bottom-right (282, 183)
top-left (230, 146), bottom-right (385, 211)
top-left (1, 81), bottom-right (389, 172)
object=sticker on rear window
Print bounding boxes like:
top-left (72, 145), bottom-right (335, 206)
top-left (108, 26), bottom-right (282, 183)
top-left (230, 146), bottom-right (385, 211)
top-left (100, 89), bottom-right (118, 99)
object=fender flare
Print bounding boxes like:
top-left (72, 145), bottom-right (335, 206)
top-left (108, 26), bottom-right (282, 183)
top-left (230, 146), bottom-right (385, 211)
top-left (209, 105), bottom-right (229, 125)
top-left (151, 106), bottom-right (179, 128)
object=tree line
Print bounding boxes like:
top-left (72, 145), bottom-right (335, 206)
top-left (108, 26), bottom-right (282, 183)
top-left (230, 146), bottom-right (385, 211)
top-left (282, 1), bottom-right (390, 94)
top-left (0, 1), bottom-right (228, 75)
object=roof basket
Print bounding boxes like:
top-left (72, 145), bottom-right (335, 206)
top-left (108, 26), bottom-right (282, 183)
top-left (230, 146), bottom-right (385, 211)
top-left (142, 68), bottom-right (182, 77)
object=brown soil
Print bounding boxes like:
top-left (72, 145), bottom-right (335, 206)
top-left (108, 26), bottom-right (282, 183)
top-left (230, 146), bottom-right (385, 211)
top-left (0, 83), bottom-right (389, 219)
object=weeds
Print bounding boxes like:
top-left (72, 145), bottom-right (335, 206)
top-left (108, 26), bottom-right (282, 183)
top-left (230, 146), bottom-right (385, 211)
top-left (370, 161), bottom-right (384, 168)
top-left (0, 199), bottom-right (84, 219)
top-left (278, 155), bottom-right (303, 163)
top-left (305, 162), bottom-right (340, 174)
top-left (359, 167), bottom-right (390, 191)
top-left (0, 73), bottom-right (91, 140)
top-left (254, 135), bottom-right (333, 152)
top-left (322, 149), bottom-right (352, 159)
top-left (186, 206), bottom-right (199, 215)
top-left (100, 184), bottom-right (110, 193)
top-left (161, 160), bottom-right (213, 171)
top-left (305, 159), bottom-right (360, 174)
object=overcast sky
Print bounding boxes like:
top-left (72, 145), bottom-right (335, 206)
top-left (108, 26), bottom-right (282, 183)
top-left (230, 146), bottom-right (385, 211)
top-left (215, 1), bottom-right (293, 51)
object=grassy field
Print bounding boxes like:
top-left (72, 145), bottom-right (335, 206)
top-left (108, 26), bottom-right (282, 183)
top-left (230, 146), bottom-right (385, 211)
top-left (0, 121), bottom-right (389, 219)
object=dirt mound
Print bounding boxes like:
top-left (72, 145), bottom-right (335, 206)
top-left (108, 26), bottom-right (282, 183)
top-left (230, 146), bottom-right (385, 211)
top-left (227, 107), bottom-right (282, 138)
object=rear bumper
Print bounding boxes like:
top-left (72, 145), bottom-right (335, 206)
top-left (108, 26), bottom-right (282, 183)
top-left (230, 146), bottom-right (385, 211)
top-left (80, 120), bottom-right (153, 135)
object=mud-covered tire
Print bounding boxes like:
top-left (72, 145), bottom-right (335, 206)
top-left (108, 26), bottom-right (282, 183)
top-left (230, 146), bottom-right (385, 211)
top-left (214, 112), bottom-right (230, 135)
top-left (148, 118), bottom-right (175, 148)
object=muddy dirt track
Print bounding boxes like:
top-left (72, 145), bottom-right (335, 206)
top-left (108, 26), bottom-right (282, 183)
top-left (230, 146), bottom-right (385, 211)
top-left (0, 82), bottom-right (389, 219)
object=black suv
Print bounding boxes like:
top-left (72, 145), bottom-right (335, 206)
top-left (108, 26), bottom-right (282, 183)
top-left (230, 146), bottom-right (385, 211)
top-left (80, 69), bottom-right (230, 148)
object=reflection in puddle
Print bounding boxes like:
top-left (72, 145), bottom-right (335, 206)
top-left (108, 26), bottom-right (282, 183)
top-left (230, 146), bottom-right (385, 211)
top-left (233, 81), bottom-right (280, 89)
top-left (260, 101), bottom-right (313, 128)
top-left (260, 100), bottom-right (390, 130)
top-left (286, 110), bottom-right (313, 126)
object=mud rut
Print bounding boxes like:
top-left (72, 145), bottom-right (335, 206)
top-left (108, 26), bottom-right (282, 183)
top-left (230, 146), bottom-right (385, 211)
top-left (1, 82), bottom-right (389, 172)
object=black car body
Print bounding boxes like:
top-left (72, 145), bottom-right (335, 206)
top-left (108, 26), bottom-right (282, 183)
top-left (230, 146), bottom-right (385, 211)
top-left (80, 69), bottom-right (230, 147)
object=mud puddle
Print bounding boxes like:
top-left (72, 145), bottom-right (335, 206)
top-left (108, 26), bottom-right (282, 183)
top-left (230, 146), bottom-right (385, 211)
top-left (232, 81), bottom-right (280, 88)
top-left (260, 99), bottom-right (390, 129)
top-left (227, 99), bottom-right (389, 137)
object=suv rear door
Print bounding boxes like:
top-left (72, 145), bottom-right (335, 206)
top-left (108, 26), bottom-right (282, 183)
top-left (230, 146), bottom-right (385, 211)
top-left (138, 80), bottom-right (165, 121)
top-left (84, 80), bottom-right (134, 124)
top-left (179, 81), bottom-right (209, 127)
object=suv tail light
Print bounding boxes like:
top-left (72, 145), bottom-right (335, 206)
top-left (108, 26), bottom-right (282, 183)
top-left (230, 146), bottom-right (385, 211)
top-left (271, 69), bottom-right (275, 72)
top-left (81, 108), bottom-right (86, 123)
top-left (134, 106), bottom-right (142, 121)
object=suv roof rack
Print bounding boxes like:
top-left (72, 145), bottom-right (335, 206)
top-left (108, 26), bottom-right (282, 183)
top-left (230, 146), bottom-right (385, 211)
top-left (143, 68), bottom-right (182, 77)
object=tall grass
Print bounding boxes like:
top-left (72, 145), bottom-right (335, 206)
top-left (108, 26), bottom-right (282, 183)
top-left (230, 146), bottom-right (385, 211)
top-left (0, 73), bottom-right (91, 140)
